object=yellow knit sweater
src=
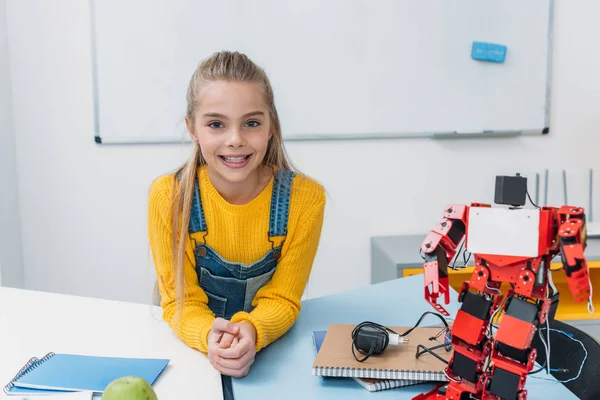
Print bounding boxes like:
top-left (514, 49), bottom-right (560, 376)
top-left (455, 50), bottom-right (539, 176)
top-left (148, 165), bottom-right (325, 353)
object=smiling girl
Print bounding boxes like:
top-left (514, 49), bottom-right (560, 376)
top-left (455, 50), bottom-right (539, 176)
top-left (148, 51), bottom-right (326, 381)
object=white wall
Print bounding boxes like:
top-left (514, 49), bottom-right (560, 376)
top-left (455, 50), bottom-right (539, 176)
top-left (5, 1), bottom-right (600, 303)
top-left (0, 0), bottom-right (23, 288)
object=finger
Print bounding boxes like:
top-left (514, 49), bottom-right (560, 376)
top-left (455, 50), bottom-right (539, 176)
top-left (214, 351), bottom-right (255, 371)
top-left (215, 337), bottom-right (253, 359)
top-left (212, 317), bottom-right (240, 335)
top-left (208, 329), bottom-right (224, 345)
top-left (214, 360), bottom-right (251, 378)
top-left (208, 343), bottom-right (218, 364)
top-left (219, 332), bottom-right (236, 349)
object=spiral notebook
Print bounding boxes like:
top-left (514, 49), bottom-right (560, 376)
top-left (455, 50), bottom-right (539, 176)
top-left (312, 324), bottom-right (450, 381)
top-left (4, 389), bottom-right (92, 399)
top-left (313, 330), bottom-right (425, 392)
top-left (3, 352), bottom-right (169, 395)
top-left (4, 385), bottom-right (87, 397)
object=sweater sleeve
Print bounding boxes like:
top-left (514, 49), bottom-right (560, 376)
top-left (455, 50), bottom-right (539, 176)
top-left (147, 175), bottom-right (215, 353)
top-left (230, 186), bottom-right (326, 351)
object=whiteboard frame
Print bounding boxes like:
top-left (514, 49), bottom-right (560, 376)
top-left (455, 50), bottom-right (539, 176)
top-left (89, 0), bottom-right (555, 145)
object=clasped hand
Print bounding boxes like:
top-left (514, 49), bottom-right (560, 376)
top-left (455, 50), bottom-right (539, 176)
top-left (208, 318), bottom-right (257, 378)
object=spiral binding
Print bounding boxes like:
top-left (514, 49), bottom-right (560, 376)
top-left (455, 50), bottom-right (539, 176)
top-left (2, 352), bottom-right (55, 393)
top-left (312, 365), bottom-right (445, 381)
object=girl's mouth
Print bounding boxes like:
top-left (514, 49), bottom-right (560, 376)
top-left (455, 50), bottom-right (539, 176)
top-left (218, 154), bottom-right (252, 168)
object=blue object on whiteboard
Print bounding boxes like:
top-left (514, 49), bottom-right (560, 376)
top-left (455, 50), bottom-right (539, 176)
top-left (471, 42), bottom-right (507, 63)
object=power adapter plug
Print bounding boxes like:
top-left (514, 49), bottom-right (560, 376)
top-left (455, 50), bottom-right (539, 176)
top-left (351, 322), bottom-right (408, 362)
top-left (354, 326), bottom-right (389, 355)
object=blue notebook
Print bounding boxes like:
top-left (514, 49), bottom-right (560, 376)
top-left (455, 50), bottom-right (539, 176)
top-left (312, 330), bottom-right (327, 353)
top-left (3, 352), bottom-right (169, 394)
top-left (5, 385), bottom-right (77, 396)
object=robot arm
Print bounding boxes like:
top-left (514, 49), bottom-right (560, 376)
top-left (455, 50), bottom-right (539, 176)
top-left (557, 206), bottom-right (593, 309)
top-left (420, 204), bottom-right (469, 316)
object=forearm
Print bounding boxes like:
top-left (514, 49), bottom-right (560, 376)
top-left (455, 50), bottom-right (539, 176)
top-left (231, 297), bottom-right (300, 351)
top-left (162, 300), bottom-right (215, 353)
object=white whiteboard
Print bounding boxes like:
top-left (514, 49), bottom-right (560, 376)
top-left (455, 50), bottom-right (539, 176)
top-left (90, 0), bottom-right (553, 144)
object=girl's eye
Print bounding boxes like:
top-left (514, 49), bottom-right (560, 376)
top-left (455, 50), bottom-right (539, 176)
top-left (246, 120), bottom-right (260, 128)
top-left (209, 121), bottom-right (223, 129)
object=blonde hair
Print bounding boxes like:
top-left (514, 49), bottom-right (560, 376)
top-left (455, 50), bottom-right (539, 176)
top-left (168, 51), bottom-right (295, 322)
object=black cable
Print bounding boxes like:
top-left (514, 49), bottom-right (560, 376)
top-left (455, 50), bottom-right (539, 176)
top-left (449, 240), bottom-right (464, 270)
top-left (416, 343), bottom-right (450, 364)
top-left (527, 189), bottom-right (541, 209)
top-left (529, 364), bottom-right (545, 375)
top-left (352, 340), bottom-right (376, 362)
top-left (397, 311), bottom-right (449, 337)
top-left (528, 362), bottom-right (569, 375)
top-left (462, 249), bottom-right (471, 270)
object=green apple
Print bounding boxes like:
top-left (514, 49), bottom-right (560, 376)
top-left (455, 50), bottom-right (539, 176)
top-left (102, 376), bottom-right (158, 400)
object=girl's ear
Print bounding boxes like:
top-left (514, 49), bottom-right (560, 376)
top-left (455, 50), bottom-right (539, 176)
top-left (185, 116), bottom-right (199, 145)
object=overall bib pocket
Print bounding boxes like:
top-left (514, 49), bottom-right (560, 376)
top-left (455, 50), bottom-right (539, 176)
top-left (244, 268), bottom-right (276, 311)
top-left (204, 290), bottom-right (227, 318)
top-left (198, 267), bottom-right (237, 318)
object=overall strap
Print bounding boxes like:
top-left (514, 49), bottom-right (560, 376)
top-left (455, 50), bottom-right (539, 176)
top-left (269, 170), bottom-right (296, 239)
top-left (177, 172), bottom-right (207, 233)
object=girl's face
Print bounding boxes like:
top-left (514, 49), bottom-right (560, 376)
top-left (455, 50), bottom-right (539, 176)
top-left (188, 81), bottom-right (272, 188)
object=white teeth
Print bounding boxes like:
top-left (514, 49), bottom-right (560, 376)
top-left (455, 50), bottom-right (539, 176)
top-left (223, 156), bottom-right (248, 162)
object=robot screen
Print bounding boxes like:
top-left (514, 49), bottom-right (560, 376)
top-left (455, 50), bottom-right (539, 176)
top-left (466, 206), bottom-right (541, 258)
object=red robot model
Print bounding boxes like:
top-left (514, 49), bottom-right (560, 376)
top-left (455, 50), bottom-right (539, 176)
top-left (414, 174), bottom-right (593, 400)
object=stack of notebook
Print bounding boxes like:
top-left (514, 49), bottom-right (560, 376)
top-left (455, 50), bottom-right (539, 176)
top-left (312, 324), bottom-right (450, 392)
top-left (3, 352), bottom-right (169, 396)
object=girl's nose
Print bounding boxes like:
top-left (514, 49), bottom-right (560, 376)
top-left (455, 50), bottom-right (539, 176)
top-left (225, 128), bottom-right (245, 147)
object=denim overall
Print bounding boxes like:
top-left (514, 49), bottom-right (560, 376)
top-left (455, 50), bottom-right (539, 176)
top-left (185, 169), bottom-right (295, 399)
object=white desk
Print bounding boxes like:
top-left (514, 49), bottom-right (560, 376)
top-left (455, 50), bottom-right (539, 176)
top-left (0, 287), bottom-right (223, 399)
